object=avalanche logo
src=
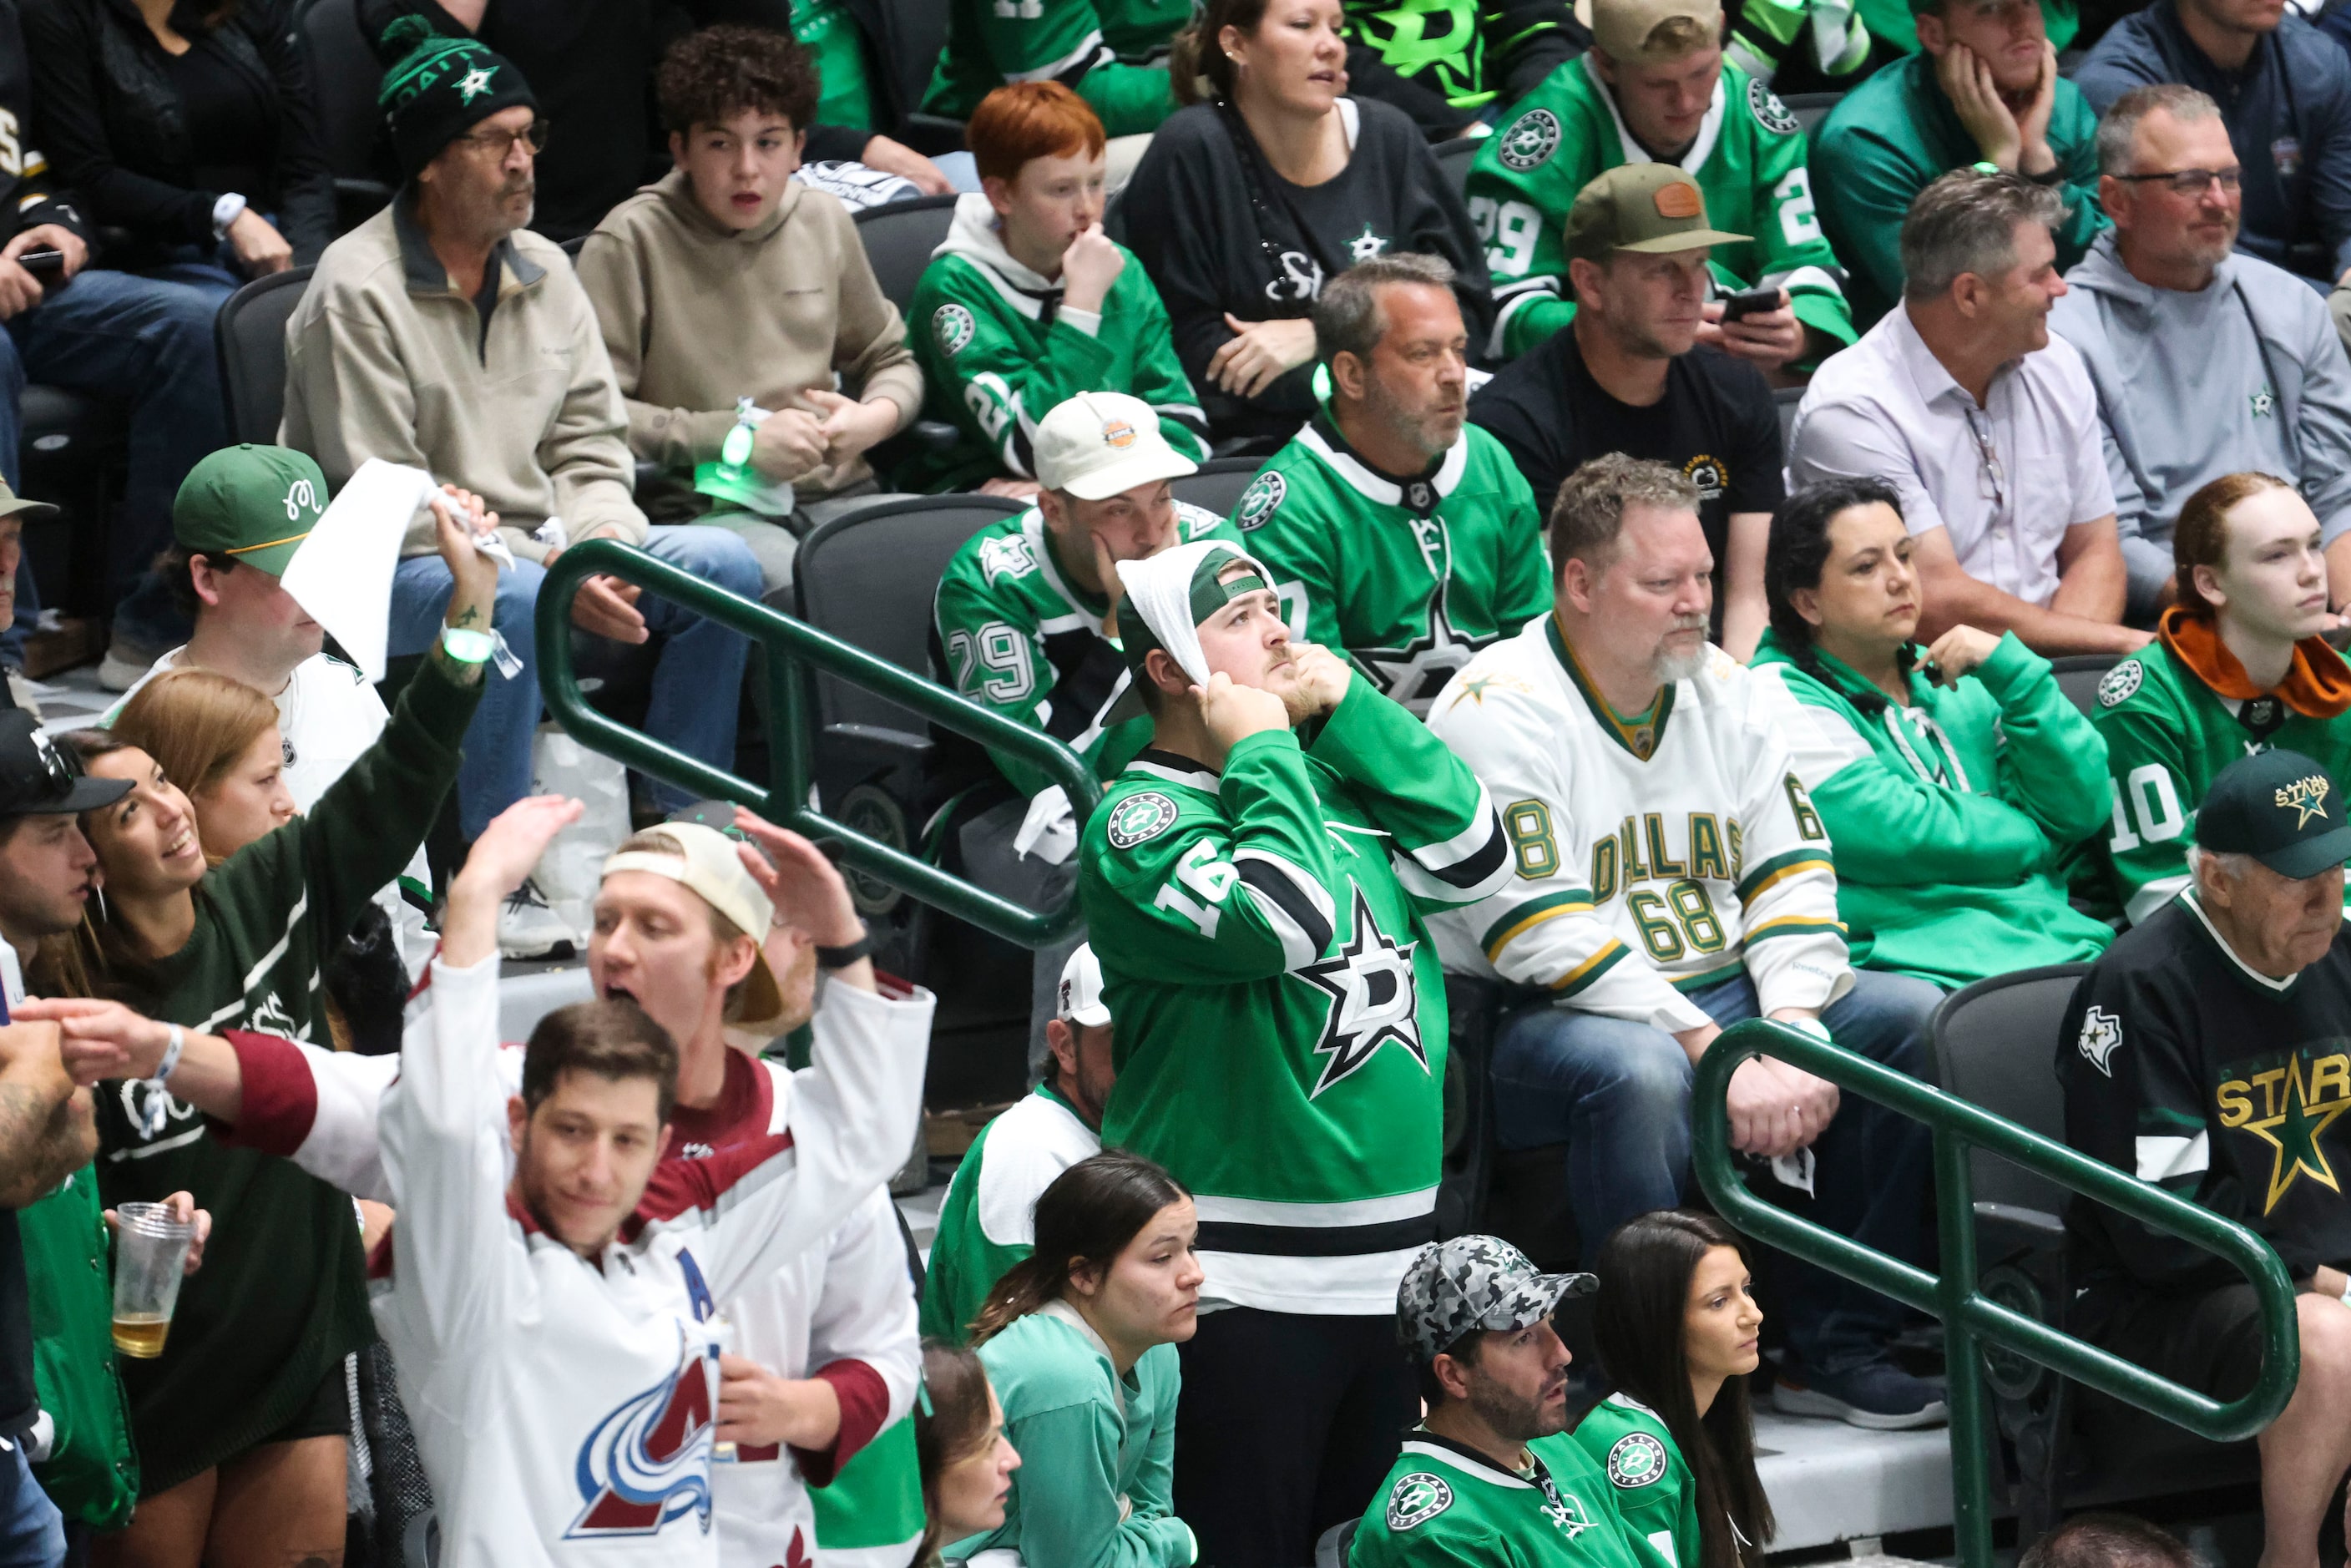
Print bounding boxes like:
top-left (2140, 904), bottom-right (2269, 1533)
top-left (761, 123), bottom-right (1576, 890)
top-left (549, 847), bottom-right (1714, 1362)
top-left (565, 1328), bottom-right (716, 1539)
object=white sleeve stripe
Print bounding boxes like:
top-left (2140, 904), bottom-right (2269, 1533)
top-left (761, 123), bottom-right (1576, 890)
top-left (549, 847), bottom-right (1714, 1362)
top-left (1003, 33), bottom-right (1110, 83)
top-left (1240, 881), bottom-right (1319, 970)
top-left (2135, 1132), bottom-right (2209, 1183)
top-left (2126, 873), bottom-right (2193, 927)
top-left (1405, 781), bottom-right (1499, 870)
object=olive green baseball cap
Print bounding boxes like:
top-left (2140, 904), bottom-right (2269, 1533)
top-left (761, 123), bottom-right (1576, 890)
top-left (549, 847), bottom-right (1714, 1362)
top-left (1592, 0), bottom-right (1724, 63)
top-left (172, 444), bottom-right (329, 577)
top-left (1566, 164), bottom-right (1752, 261)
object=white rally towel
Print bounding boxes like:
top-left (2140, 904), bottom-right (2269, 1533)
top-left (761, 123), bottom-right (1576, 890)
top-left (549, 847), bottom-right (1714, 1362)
top-left (1112, 538), bottom-right (1278, 693)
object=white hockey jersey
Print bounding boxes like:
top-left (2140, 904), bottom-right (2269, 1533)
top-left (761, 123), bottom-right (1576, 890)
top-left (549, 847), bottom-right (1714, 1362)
top-left (1425, 616), bottom-right (1852, 1030)
top-left (370, 955), bottom-right (928, 1568)
top-left (219, 987), bottom-right (928, 1568)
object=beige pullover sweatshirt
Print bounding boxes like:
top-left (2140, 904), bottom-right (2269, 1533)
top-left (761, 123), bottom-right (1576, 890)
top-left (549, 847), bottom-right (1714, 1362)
top-left (281, 193), bottom-right (645, 562)
top-left (575, 171), bottom-right (922, 520)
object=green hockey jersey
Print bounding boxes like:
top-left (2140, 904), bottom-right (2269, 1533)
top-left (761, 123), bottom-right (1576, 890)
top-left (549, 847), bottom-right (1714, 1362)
top-left (919, 1085), bottom-right (1102, 1343)
top-left (2090, 633), bottom-right (2351, 926)
top-left (1352, 1429), bottom-right (1669, 1568)
top-left (1241, 415), bottom-right (1550, 717)
top-left (1569, 1396), bottom-right (1700, 1568)
top-left (1077, 675), bottom-right (1511, 1313)
top-left (932, 502), bottom-right (1238, 800)
top-left (904, 195), bottom-right (1211, 495)
top-left (1464, 54), bottom-right (1856, 362)
top-left (1725, 0), bottom-right (1870, 89)
top-left (925, 0), bottom-right (1186, 133)
top-left (811, 1417), bottom-right (925, 1568)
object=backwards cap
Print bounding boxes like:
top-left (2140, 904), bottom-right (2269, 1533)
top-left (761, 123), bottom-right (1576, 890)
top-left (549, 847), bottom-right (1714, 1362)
top-left (1103, 539), bottom-right (1278, 723)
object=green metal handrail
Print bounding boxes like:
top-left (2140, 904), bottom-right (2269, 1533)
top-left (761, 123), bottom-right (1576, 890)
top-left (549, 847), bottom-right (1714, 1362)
top-left (534, 537), bottom-right (1100, 947)
top-left (1693, 1020), bottom-right (2298, 1565)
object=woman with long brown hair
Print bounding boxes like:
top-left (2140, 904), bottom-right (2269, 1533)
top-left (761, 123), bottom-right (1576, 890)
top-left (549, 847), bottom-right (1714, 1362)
top-left (916, 1343), bottom-right (1022, 1565)
top-left (45, 506), bottom-right (491, 1568)
top-left (1579, 1211), bottom-right (1775, 1568)
top-left (1122, 0), bottom-right (1490, 448)
top-left (110, 669), bottom-right (295, 865)
top-left (946, 1151), bottom-right (1201, 1568)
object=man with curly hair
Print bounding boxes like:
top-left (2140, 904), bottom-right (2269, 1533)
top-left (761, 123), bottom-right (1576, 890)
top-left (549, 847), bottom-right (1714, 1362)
top-left (575, 24), bottom-right (923, 595)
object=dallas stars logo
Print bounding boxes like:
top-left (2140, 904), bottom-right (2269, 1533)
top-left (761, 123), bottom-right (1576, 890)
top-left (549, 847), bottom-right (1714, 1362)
top-left (2252, 387), bottom-right (2278, 417)
top-left (2244, 1055), bottom-right (2349, 1214)
top-left (1359, 579), bottom-right (1501, 714)
top-left (1297, 887), bottom-right (1425, 1098)
top-left (456, 65), bottom-right (496, 104)
top-left (1347, 224), bottom-right (1389, 263)
top-left (2277, 772), bottom-right (2330, 827)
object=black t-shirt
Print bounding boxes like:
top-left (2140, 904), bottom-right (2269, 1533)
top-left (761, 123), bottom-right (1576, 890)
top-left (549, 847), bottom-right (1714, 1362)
top-left (164, 41), bottom-right (275, 206)
top-left (1468, 330), bottom-right (1782, 633)
top-left (2060, 893), bottom-right (2351, 1300)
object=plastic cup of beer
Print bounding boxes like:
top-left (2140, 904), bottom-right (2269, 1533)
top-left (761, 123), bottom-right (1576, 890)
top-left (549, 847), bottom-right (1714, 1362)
top-left (111, 1201), bottom-right (197, 1358)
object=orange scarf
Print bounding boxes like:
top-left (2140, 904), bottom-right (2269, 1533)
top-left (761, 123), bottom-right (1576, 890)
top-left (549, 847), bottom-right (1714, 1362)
top-left (2157, 605), bottom-right (2351, 718)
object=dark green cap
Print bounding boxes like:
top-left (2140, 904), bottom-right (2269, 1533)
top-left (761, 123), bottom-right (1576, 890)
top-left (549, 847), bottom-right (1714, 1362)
top-left (172, 444), bottom-right (328, 577)
top-left (1567, 164), bottom-right (1751, 261)
top-left (2198, 750), bottom-right (2351, 880)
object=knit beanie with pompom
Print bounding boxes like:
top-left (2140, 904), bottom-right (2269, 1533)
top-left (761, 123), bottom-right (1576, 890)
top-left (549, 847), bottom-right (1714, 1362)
top-left (375, 12), bottom-right (540, 177)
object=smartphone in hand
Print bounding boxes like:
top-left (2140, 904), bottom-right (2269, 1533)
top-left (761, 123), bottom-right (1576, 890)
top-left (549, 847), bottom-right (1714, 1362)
top-left (15, 249), bottom-right (63, 284)
top-left (1719, 286), bottom-right (1782, 321)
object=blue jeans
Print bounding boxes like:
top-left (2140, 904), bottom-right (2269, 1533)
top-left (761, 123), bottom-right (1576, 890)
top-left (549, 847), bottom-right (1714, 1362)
top-left (0, 1441), bottom-right (63, 1568)
top-left (0, 267), bottom-right (231, 650)
top-left (1492, 969), bottom-right (1942, 1374)
top-left (387, 525), bottom-right (762, 840)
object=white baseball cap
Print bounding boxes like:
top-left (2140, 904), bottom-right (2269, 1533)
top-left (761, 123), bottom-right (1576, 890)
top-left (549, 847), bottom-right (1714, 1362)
top-left (1056, 943), bottom-right (1111, 1027)
top-left (1034, 392), bottom-right (1198, 501)
top-left (601, 824), bottom-right (787, 1029)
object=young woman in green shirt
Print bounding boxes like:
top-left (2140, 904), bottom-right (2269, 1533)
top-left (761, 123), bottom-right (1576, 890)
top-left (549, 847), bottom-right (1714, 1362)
top-left (39, 499), bottom-right (493, 1568)
top-left (953, 1151), bottom-right (1205, 1568)
top-left (1577, 1211), bottom-right (1774, 1568)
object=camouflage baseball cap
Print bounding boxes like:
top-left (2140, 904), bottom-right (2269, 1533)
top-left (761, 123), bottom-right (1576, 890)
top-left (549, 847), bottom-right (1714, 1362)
top-left (1397, 1236), bottom-right (1596, 1363)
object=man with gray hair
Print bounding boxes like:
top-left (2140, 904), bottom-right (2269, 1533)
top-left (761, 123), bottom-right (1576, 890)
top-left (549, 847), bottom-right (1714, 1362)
top-left (2050, 84), bottom-right (2351, 622)
top-left (1427, 452), bottom-right (1945, 1429)
top-left (1789, 169), bottom-right (2148, 655)
top-left (2061, 747), bottom-right (2351, 1568)
top-left (1238, 254), bottom-right (1549, 718)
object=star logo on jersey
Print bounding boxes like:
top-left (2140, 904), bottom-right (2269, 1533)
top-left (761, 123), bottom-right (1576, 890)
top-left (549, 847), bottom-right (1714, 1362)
top-left (456, 65), bottom-right (496, 104)
top-left (1106, 792), bottom-right (1179, 850)
top-left (1387, 1473), bottom-right (1453, 1530)
top-left (2253, 387), bottom-right (2278, 417)
top-left (2243, 1055), bottom-right (2349, 1214)
top-left (1605, 1432), bottom-right (1668, 1489)
top-left (1358, 579), bottom-right (1499, 714)
top-left (932, 302), bottom-right (977, 358)
top-left (1297, 886), bottom-right (1425, 1097)
top-left (1747, 77), bottom-right (1801, 135)
top-left (1444, 671), bottom-right (1530, 711)
top-left (2096, 660), bottom-right (2143, 709)
top-left (976, 533), bottom-right (1039, 585)
top-left (1497, 109), bottom-right (1560, 170)
top-left (1347, 224), bottom-right (1390, 263)
top-left (2075, 1005), bottom-right (2123, 1078)
top-left (1235, 471), bottom-right (1286, 532)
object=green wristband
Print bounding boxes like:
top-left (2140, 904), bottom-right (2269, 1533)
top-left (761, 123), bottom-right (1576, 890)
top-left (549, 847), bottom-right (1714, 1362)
top-left (440, 626), bottom-right (495, 665)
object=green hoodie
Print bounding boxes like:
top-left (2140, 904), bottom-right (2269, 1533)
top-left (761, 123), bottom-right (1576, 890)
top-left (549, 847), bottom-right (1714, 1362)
top-left (1747, 628), bottom-right (2113, 989)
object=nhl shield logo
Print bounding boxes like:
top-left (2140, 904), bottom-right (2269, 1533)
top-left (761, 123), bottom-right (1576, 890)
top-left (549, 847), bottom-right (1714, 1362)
top-left (1106, 792), bottom-right (1179, 849)
top-left (1498, 109), bottom-right (1561, 171)
top-left (933, 303), bottom-right (977, 358)
top-left (1605, 1432), bottom-right (1668, 1489)
top-left (1748, 77), bottom-right (1801, 135)
top-left (1235, 472), bottom-right (1285, 532)
top-left (2077, 1005), bottom-right (2123, 1078)
top-left (2096, 660), bottom-right (2143, 709)
top-left (1387, 1473), bottom-right (1453, 1530)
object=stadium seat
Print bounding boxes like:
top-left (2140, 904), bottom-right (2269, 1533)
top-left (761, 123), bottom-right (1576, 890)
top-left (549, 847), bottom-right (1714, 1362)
top-left (1929, 966), bottom-right (2259, 1543)
top-left (1434, 134), bottom-right (1479, 197)
top-left (19, 384), bottom-right (129, 617)
top-left (2048, 653), bottom-right (2121, 718)
top-left (215, 267), bottom-right (316, 447)
top-left (301, 0), bottom-right (396, 232)
top-left (853, 193), bottom-right (963, 314)
top-left (1313, 1517), bottom-right (1360, 1568)
top-left (1780, 90), bottom-right (1843, 135)
top-left (795, 493), bottom-right (1033, 1100)
top-left (1171, 456), bottom-right (1264, 520)
top-left (559, 235), bottom-right (586, 260)
top-left (1773, 383), bottom-right (1801, 452)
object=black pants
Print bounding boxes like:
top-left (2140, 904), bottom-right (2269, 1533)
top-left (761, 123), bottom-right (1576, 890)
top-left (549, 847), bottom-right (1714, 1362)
top-left (1174, 1308), bottom-right (1415, 1568)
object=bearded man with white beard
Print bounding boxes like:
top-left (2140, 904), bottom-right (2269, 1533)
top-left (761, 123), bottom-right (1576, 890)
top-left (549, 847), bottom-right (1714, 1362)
top-left (1424, 453), bottom-right (1948, 1432)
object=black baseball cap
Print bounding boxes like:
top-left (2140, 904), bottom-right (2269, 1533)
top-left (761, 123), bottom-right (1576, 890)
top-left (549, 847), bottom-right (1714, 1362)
top-left (2198, 750), bottom-right (2351, 880)
top-left (0, 712), bottom-right (129, 817)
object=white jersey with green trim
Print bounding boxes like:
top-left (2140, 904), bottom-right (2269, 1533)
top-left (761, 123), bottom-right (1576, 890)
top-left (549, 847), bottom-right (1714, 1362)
top-left (1425, 615), bottom-right (1851, 1029)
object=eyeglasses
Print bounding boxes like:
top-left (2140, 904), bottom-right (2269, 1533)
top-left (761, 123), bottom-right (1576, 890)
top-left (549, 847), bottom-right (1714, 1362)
top-left (2112, 166), bottom-right (2241, 195)
top-left (1964, 406), bottom-right (2006, 513)
top-left (457, 120), bottom-right (549, 159)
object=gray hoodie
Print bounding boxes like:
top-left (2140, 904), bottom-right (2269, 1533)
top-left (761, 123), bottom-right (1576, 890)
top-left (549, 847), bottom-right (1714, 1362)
top-left (2048, 230), bottom-right (2351, 615)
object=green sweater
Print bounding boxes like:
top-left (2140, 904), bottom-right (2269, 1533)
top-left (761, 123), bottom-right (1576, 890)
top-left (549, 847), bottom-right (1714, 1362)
top-left (1808, 51), bottom-right (2106, 326)
top-left (950, 1304), bottom-right (1195, 1568)
top-left (1749, 630), bottom-right (2113, 989)
top-left (23, 1167), bottom-right (136, 1530)
top-left (1569, 1396), bottom-right (1699, 1568)
top-left (92, 651), bottom-right (480, 1491)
